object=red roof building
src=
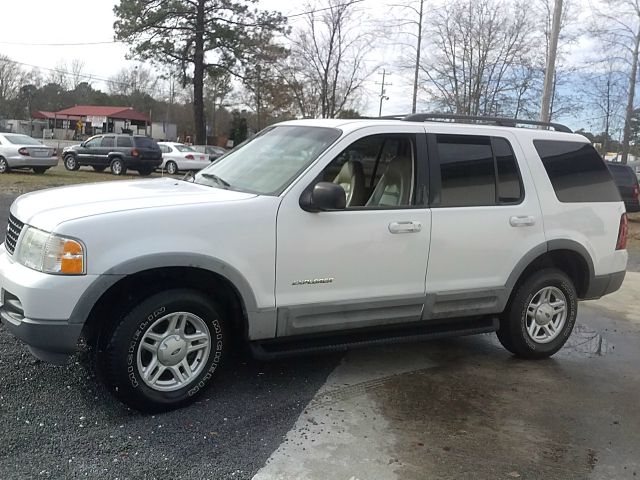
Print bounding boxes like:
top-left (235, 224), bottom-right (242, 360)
top-left (55, 105), bottom-right (150, 123)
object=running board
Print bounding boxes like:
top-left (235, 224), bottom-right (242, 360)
top-left (250, 317), bottom-right (499, 360)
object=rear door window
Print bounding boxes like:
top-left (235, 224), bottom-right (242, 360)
top-left (433, 135), bottom-right (523, 207)
top-left (101, 136), bottom-right (115, 148)
top-left (117, 136), bottom-right (133, 148)
top-left (534, 140), bottom-right (620, 203)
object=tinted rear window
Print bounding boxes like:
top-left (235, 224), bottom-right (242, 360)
top-left (134, 137), bottom-right (157, 148)
top-left (534, 140), bottom-right (620, 203)
top-left (608, 164), bottom-right (637, 186)
top-left (117, 136), bottom-right (133, 148)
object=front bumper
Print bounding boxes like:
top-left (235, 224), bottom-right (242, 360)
top-left (6, 155), bottom-right (59, 168)
top-left (0, 244), bottom-right (97, 363)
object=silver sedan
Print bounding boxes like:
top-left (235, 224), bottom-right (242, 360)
top-left (157, 142), bottom-right (209, 174)
top-left (0, 133), bottom-right (58, 174)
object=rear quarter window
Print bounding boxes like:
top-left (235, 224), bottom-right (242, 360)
top-left (134, 137), bottom-right (158, 149)
top-left (534, 140), bottom-right (620, 203)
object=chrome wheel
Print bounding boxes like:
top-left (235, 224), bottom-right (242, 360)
top-left (526, 286), bottom-right (567, 344)
top-left (0, 158), bottom-right (8, 173)
top-left (136, 311), bottom-right (211, 392)
top-left (166, 161), bottom-right (178, 175)
top-left (64, 155), bottom-right (77, 170)
top-left (111, 159), bottom-right (123, 175)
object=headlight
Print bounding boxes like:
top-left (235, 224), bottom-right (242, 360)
top-left (14, 226), bottom-right (85, 275)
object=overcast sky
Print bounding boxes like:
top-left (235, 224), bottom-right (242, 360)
top-left (0, 0), bottom-right (601, 129)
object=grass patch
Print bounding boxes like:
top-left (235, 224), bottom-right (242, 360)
top-left (0, 164), bottom-right (172, 195)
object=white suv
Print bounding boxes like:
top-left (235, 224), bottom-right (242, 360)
top-left (0, 115), bottom-right (628, 412)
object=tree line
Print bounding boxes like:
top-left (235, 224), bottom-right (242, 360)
top-left (1, 0), bottom-right (640, 158)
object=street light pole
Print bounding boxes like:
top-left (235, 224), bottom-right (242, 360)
top-left (377, 69), bottom-right (391, 117)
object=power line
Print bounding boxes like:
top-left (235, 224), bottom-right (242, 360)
top-left (0, 57), bottom-right (170, 98)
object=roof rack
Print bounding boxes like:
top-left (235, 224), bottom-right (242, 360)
top-left (398, 113), bottom-right (572, 133)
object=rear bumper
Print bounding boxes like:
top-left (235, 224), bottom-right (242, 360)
top-left (6, 156), bottom-right (58, 168)
top-left (583, 270), bottom-right (626, 300)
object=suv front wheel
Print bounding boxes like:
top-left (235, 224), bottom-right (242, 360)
top-left (100, 289), bottom-right (227, 412)
top-left (497, 268), bottom-right (577, 359)
top-left (64, 154), bottom-right (80, 171)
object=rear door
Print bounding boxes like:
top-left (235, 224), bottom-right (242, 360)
top-left (424, 129), bottom-right (546, 319)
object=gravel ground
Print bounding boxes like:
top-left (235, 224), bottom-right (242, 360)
top-left (0, 192), bottom-right (341, 480)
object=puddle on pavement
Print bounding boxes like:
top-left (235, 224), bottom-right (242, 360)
top-left (560, 323), bottom-right (612, 357)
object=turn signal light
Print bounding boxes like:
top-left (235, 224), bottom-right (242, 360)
top-left (60, 240), bottom-right (84, 274)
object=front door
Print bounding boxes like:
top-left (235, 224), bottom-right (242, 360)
top-left (275, 126), bottom-right (431, 337)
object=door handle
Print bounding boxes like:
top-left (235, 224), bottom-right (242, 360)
top-left (510, 215), bottom-right (536, 227)
top-left (389, 221), bottom-right (422, 234)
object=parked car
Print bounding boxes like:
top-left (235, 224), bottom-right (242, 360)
top-left (0, 114), bottom-right (628, 412)
top-left (606, 162), bottom-right (640, 213)
top-left (0, 133), bottom-right (58, 174)
top-left (62, 134), bottom-right (162, 176)
top-left (192, 145), bottom-right (227, 162)
top-left (158, 142), bottom-right (209, 174)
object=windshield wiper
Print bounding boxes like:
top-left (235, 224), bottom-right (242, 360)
top-left (181, 171), bottom-right (195, 182)
top-left (199, 172), bottom-right (231, 189)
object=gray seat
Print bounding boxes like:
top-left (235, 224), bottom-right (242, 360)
top-left (333, 160), bottom-right (366, 207)
top-left (366, 156), bottom-right (413, 207)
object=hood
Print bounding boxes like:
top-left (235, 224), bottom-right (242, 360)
top-left (11, 177), bottom-right (257, 231)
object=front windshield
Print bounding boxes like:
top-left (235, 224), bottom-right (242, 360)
top-left (175, 145), bottom-right (196, 152)
top-left (194, 126), bottom-right (341, 195)
top-left (4, 135), bottom-right (43, 146)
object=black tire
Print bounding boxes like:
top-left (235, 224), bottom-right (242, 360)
top-left (64, 154), bottom-right (80, 171)
top-left (100, 289), bottom-right (227, 412)
top-left (110, 157), bottom-right (127, 176)
top-left (0, 157), bottom-right (10, 174)
top-left (32, 167), bottom-right (48, 174)
top-left (138, 167), bottom-right (153, 176)
top-left (93, 166), bottom-right (107, 173)
top-left (497, 268), bottom-right (577, 359)
top-left (166, 161), bottom-right (178, 175)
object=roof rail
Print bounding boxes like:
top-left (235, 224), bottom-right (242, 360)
top-left (399, 113), bottom-right (572, 133)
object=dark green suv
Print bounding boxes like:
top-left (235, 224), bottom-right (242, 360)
top-left (62, 134), bottom-right (162, 176)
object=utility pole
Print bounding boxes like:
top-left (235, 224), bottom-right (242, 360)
top-left (412, 0), bottom-right (425, 114)
top-left (377, 69), bottom-right (391, 117)
top-left (540, 0), bottom-right (563, 124)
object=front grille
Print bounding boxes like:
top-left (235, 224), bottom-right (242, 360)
top-left (5, 213), bottom-right (24, 255)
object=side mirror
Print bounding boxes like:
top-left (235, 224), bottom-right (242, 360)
top-left (80, 141), bottom-right (86, 147)
top-left (300, 182), bottom-right (347, 212)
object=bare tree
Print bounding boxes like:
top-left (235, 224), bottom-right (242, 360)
top-left (69, 59), bottom-right (89, 90)
top-left (0, 56), bottom-right (23, 105)
top-left (108, 65), bottom-right (158, 96)
top-left (592, 0), bottom-right (640, 163)
top-left (587, 60), bottom-right (626, 152)
top-left (285, 0), bottom-right (377, 118)
top-left (420, 0), bottom-right (535, 116)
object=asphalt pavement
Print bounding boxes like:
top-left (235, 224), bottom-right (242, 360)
top-left (2, 191), bottom-right (640, 480)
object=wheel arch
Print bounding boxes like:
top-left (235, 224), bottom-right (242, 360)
top-left (74, 253), bottom-right (263, 348)
top-left (506, 240), bottom-right (594, 302)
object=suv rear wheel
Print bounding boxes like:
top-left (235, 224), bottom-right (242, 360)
top-left (110, 157), bottom-right (127, 176)
top-left (64, 154), bottom-right (80, 171)
top-left (497, 268), bottom-right (577, 359)
top-left (99, 289), bottom-right (227, 412)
